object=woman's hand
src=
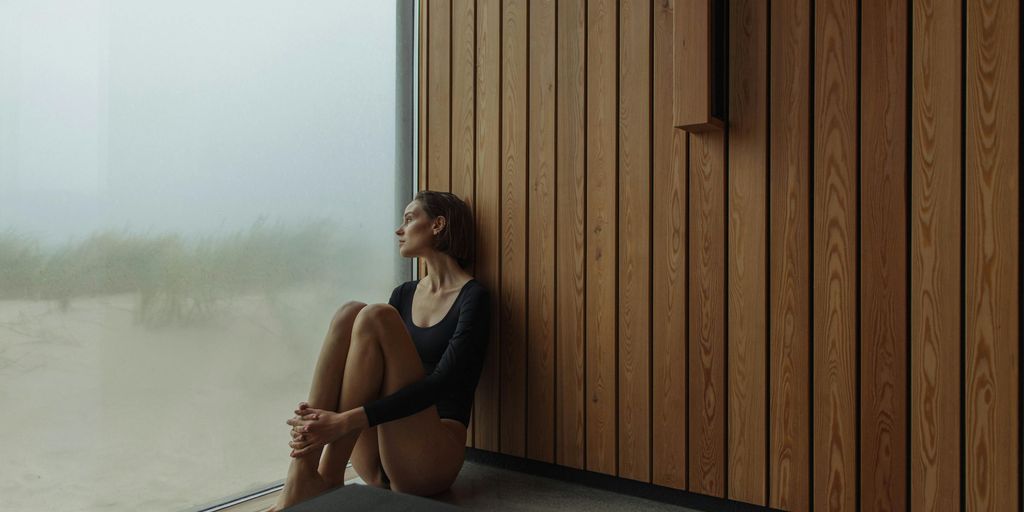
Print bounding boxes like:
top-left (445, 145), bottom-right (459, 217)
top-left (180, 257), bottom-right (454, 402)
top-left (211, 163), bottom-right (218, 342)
top-left (286, 402), bottom-right (366, 458)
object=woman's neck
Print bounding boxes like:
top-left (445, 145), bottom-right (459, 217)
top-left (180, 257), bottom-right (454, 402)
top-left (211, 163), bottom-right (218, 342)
top-left (420, 254), bottom-right (468, 293)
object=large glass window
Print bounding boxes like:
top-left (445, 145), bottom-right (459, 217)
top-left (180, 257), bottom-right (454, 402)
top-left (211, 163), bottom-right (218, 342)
top-left (0, 1), bottom-right (410, 510)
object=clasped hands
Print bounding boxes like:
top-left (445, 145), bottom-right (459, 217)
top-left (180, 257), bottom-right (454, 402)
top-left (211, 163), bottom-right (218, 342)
top-left (286, 402), bottom-right (367, 458)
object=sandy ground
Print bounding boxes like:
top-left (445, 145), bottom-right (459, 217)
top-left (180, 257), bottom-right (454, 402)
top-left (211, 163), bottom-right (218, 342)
top-left (0, 284), bottom-right (384, 511)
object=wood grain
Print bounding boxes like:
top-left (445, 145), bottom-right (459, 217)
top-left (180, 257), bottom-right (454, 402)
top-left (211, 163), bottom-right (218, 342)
top-left (965, 0), bottom-right (1020, 509)
top-left (452, 0), bottom-right (476, 202)
top-left (586, 0), bottom-right (619, 477)
top-left (688, 130), bottom-right (726, 497)
top-left (653, 0), bottom-right (689, 490)
top-left (452, 0), bottom-right (476, 448)
top-left (726, 0), bottom-right (768, 505)
top-left (768, 1), bottom-right (812, 509)
top-left (418, 0), bottom-right (431, 281)
top-left (910, 0), bottom-right (961, 509)
top-left (556, 0), bottom-right (587, 471)
top-left (813, 0), bottom-right (858, 510)
top-left (617, 0), bottom-right (651, 483)
top-left (527, 0), bottom-right (557, 464)
top-left (499, 0), bottom-right (528, 458)
top-left (428, 0), bottom-right (451, 192)
top-left (473, 0), bottom-right (501, 453)
top-left (859, 0), bottom-right (907, 509)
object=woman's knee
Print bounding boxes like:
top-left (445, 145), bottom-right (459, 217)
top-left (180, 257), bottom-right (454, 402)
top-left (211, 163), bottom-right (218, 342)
top-left (330, 301), bottom-right (367, 333)
top-left (352, 303), bottom-right (399, 333)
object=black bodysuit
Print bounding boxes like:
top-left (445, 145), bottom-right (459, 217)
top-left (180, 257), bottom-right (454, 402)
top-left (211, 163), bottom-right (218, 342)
top-left (361, 278), bottom-right (490, 428)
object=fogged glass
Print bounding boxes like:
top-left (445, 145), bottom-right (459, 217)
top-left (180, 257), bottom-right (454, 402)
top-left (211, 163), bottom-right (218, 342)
top-left (0, 1), bottom-right (404, 510)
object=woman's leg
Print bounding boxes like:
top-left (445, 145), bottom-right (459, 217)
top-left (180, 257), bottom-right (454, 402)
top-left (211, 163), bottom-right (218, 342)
top-left (319, 304), bottom-right (466, 496)
top-left (270, 301), bottom-right (366, 510)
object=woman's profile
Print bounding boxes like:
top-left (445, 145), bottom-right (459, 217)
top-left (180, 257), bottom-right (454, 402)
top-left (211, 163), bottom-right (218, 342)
top-left (268, 190), bottom-right (490, 511)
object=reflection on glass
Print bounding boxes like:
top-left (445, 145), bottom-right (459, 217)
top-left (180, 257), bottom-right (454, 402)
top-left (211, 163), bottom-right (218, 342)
top-left (0, 1), bottom-right (402, 510)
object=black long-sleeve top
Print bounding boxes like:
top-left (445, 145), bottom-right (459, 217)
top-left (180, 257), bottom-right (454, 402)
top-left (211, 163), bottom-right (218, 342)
top-left (361, 278), bottom-right (490, 428)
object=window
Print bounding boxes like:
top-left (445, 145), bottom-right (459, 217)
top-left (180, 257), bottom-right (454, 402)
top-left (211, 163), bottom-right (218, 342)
top-left (0, 1), bottom-right (412, 510)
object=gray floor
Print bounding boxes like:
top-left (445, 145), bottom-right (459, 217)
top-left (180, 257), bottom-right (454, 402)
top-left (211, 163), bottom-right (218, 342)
top-left (348, 461), bottom-right (701, 512)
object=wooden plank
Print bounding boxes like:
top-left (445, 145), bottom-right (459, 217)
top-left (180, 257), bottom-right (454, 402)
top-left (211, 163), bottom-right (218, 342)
top-left (428, 0), bottom-right (451, 192)
top-left (859, 0), bottom-right (907, 509)
top-left (419, 0), bottom-right (429, 193)
top-left (499, 0), bottom-right (528, 458)
top-left (813, 0), bottom-right (857, 510)
top-left (527, 0), bottom-right (556, 464)
top-left (768, 1), bottom-right (812, 510)
top-left (450, 0), bottom-right (475, 449)
top-left (688, 130), bottom-right (726, 497)
top-left (418, 0), bottom-right (430, 281)
top-left (556, 0), bottom-right (587, 471)
top-left (726, 0), bottom-right (767, 505)
top-left (586, 0), bottom-right (618, 477)
top-left (617, 0), bottom-right (651, 483)
top-left (473, 0), bottom-right (501, 453)
top-left (452, 0), bottom-right (475, 204)
top-left (910, 0), bottom-right (961, 509)
top-left (653, 0), bottom-right (689, 490)
top-left (964, 0), bottom-right (1020, 509)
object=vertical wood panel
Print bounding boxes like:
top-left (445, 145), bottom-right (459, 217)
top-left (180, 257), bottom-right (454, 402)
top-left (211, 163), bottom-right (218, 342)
top-left (653, 0), bottom-right (689, 490)
top-left (910, 0), bottom-right (962, 509)
top-left (499, 0), bottom-right (528, 458)
top-left (452, 0), bottom-right (476, 204)
top-left (726, 0), bottom-right (768, 505)
top-left (556, 0), bottom-right (587, 471)
top-left (859, 0), bottom-right (907, 509)
top-left (451, 0), bottom-right (476, 448)
top-left (586, 0), bottom-right (618, 477)
top-left (473, 0), bottom-right (501, 452)
top-left (813, 0), bottom-right (858, 510)
top-left (418, 0), bottom-right (431, 281)
top-left (428, 0), bottom-right (452, 192)
top-left (769, 0), bottom-right (812, 509)
top-left (688, 130), bottom-right (726, 496)
top-left (965, 0), bottom-right (1020, 509)
top-left (527, 0), bottom-right (556, 464)
top-left (617, 0), bottom-right (651, 483)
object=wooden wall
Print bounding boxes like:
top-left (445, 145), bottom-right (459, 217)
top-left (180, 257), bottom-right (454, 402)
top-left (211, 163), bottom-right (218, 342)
top-left (416, 0), bottom-right (1021, 510)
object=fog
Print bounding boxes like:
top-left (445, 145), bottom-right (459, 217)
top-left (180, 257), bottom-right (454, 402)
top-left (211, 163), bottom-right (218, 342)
top-left (0, 0), bottom-right (403, 248)
top-left (0, 2), bottom-right (409, 510)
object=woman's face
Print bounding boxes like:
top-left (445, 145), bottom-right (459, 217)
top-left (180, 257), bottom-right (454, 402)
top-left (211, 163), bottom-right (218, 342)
top-left (396, 200), bottom-right (442, 258)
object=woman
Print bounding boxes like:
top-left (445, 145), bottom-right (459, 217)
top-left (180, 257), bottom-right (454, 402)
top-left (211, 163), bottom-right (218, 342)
top-left (269, 191), bottom-right (491, 511)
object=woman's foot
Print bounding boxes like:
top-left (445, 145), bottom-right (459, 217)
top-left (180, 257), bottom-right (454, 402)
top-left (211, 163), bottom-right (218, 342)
top-left (267, 469), bottom-right (332, 511)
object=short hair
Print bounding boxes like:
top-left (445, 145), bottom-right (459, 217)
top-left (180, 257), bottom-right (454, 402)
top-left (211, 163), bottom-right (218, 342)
top-left (414, 190), bottom-right (475, 269)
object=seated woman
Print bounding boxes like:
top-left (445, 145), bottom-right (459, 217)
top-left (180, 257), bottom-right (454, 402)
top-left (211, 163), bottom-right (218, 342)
top-left (269, 190), bottom-right (490, 511)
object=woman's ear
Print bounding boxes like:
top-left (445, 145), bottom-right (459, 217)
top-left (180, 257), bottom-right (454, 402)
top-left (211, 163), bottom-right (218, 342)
top-left (433, 216), bottom-right (446, 234)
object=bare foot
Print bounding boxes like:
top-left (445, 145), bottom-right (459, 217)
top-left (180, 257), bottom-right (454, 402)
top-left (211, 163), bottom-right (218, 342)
top-left (267, 471), bottom-right (332, 511)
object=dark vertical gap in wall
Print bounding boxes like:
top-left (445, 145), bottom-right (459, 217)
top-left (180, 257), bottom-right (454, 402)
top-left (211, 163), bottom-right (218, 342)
top-left (648, 0), bottom-right (655, 484)
top-left (905, 0), bottom-right (913, 508)
top-left (425, 0), bottom-right (431, 197)
top-left (808, 0), bottom-right (816, 507)
top-left (764, 0), bottom-right (773, 504)
top-left (685, 131), bottom-right (692, 488)
top-left (524, 0), bottom-right (532, 459)
top-left (583, 0), bottom-right (589, 472)
top-left (553, 0), bottom-right (560, 465)
top-left (471, 0), bottom-right (479, 448)
top-left (721, 0), bottom-right (731, 497)
top-left (614, 0), bottom-right (621, 476)
top-left (450, 0), bottom-right (454, 189)
top-left (497, 0), bottom-right (504, 453)
top-left (855, 1), bottom-right (863, 510)
top-left (959, 0), bottom-right (966, 509)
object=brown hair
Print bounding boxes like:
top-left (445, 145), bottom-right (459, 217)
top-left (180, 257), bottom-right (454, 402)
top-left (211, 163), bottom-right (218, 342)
top-left (414, 190), bottom-right (475, 269)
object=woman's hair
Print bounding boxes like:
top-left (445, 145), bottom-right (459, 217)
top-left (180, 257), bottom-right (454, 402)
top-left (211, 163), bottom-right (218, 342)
top-left (414, 190), bottom-right (475, 269)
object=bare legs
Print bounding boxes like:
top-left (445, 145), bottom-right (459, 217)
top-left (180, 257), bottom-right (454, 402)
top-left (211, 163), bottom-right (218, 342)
top-left (269, 301), bottom-right (367, 511)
